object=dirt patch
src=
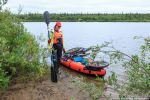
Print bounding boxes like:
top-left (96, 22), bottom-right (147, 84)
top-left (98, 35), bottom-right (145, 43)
top-left (0, 67), bottom-right (93, 100)
top-left (0, 79), bottom-right (66, 100)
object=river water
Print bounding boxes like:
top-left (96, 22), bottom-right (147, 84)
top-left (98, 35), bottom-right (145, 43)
top-left (23, 22), bottom-right (150, 80)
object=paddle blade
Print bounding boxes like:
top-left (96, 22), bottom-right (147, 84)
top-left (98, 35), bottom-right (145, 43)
top-left (43, 11), bottom-right (50, 25)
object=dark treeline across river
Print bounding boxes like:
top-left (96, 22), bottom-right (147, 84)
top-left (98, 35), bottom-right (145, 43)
top-left (17, 13), bottom-right (150, 22)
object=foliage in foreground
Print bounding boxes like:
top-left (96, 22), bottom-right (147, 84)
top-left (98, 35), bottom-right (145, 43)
top-left (0, 10), bottom-right (48, 89)
top-left (90, 36), bottom-right (150, 96)
top-left (71, 76), bottom-right (104, 100)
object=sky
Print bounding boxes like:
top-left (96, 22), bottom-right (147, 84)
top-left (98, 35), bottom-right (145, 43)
top-left (3, 0), bottom-right (150, 14)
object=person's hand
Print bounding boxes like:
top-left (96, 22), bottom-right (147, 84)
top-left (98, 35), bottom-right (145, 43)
top-left (48, 39), bottom-right (51, 43)
top-left (63, 48), bottom-right (66, 53)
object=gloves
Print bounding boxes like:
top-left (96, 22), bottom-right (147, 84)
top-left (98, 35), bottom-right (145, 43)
top-left (48, 39), bottom-right (51, 44)
top-left (63, 48), bottom-right (66, 53)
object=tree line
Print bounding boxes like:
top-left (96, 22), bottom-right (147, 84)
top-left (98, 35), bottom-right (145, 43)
top-left (17, 13), bottom-right (150, 22)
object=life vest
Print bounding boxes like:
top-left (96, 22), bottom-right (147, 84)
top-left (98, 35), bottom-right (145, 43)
top-left (53, 31), bottom-right (63, 44)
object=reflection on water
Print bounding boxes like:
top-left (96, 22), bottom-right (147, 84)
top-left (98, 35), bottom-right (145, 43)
top-left (23, 22), bottom-right (150, 81)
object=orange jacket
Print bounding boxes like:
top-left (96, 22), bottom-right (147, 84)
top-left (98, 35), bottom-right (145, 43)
top-left (53, 31), bottom-right (64, 46)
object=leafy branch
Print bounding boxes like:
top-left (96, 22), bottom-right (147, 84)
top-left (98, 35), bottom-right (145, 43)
top-left (90, 36), bottom-right (150, 95)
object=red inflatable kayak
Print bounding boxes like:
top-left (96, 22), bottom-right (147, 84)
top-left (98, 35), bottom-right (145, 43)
top-left (60, 47), bottom-right (109, 76)
top-left (60, 59), bottom-right (107, 76)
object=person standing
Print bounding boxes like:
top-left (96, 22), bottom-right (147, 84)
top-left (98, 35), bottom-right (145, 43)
top-left (48, 22), bottom-right (65, 73)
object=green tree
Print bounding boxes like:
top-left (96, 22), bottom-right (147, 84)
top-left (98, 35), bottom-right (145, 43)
top-left (0, 0), bottom-right (8, 10)
top-left (0, 10), bottom-right (48, 89)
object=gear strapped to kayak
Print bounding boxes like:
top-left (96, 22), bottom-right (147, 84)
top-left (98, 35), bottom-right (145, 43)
top-left (61, 47), bottom-right (109, 76)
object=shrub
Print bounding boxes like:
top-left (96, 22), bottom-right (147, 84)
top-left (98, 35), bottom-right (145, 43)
top-left (91, 37), bottom-right (150, 96)
top-left (0, 10), bottom-right (48, 89)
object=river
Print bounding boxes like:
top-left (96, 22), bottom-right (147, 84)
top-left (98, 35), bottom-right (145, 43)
top-left (23, 22), bottom-right (150, 80)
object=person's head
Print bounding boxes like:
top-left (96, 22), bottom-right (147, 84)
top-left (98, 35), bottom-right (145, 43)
top-left (54, 22), bottom-right (62, 32)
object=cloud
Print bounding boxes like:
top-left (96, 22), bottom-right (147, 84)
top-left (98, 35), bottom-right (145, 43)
top-left (3, 0), bottom-right (150, 13)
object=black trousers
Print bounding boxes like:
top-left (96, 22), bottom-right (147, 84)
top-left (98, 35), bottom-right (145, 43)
top-left (52, 44), bottom-right (63, 73)
top-left (53, 43), bottom-right (63, 63)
